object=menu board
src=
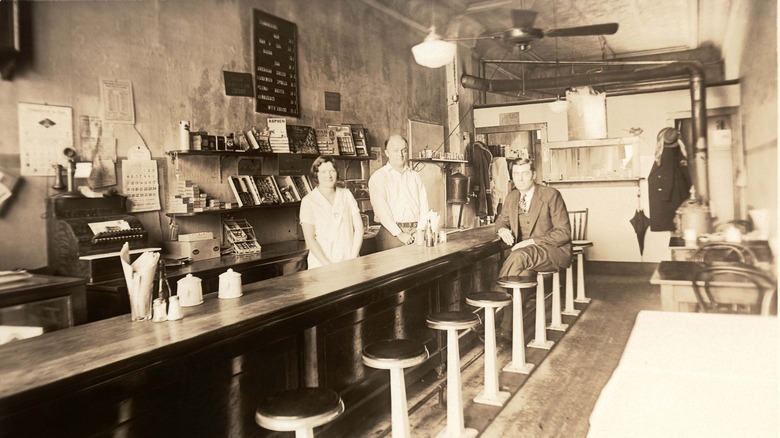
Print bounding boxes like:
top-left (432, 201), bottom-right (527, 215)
top-left (253, 9), bottom-right (299, 117)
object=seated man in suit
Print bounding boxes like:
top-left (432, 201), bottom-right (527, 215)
top-left (495, 158), bottom-right (572, 334)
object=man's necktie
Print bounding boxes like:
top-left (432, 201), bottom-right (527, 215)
top-left (520, 193), bottom-right (527, 214)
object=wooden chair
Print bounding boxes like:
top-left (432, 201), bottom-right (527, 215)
top-left (692, 242), bottom-right (758, 266)
top-left (568, 209), bottom-right (592, 303)
top-left (692, 265), bottom-right (776, 316)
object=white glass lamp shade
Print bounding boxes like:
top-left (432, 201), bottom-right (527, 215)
top-left (412, 28), bottom-right (456, 68)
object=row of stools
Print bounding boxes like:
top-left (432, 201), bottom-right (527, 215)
top-left (255, 255), bottom-right (591, 438)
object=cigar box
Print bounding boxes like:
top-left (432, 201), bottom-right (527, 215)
top-left (163, 238), bottom-right (221, 261)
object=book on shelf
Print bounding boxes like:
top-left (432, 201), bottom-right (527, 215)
top-left (251, 175), bottom-right (282, 205)
top-left (327, 124), bottom-right (356, 156)
top-left (291, 175), bottom-right (313, 197)
top-left (273, 175), bottom-right (301, 203)
top-left (227, 175), bottom-right (255, 207)
top-left (268, 118), bottom-right (290, 153)
top-left (315, 128), bottom-right (338, 155)
top-left (348, 124), bottom-right (369, 156)
top-left (287, 125), bottom-right (319, 154)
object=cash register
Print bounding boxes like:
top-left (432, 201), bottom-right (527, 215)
top-left (46, 194), bottom-right (158, 283)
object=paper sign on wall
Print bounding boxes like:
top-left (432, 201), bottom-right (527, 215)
top-left (17, 103), bottom-right (73, 176)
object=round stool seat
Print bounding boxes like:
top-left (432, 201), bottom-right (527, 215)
top-left (497, 275), bottom-right (537, 289)
top-left (427, 310), bottom-right (479, 331)
top-left (466, 291), bottom-right (512, 308)
top-left (362, 339), bottom-right (429, 369)
top-left (572, 246), bottom-right (584, 255)
top-left (572, 239), bottom-right (593, 248)
top-left (255, 387), bottom-right (344, 432)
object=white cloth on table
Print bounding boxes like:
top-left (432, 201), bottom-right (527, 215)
top-left (588, 311), bottom-right (778, 438)
top-left (299, 187), bottom-right (360, 269)
top-left (368, 163), bottom-right (429, 236)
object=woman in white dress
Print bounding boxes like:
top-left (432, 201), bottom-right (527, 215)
top-left (299, 156), bottom-right (364, 269)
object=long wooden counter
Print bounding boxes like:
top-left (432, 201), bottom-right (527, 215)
top-left (0, 226), bottom-right (504, 437)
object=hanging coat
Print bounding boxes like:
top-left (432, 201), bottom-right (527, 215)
top-left (470, 141), bottom-right (493, 219)
top-left (648, 145), bottom-right (691, 231)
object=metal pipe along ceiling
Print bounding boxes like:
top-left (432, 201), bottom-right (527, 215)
top-left (461, 61), bottom-right (709, 203)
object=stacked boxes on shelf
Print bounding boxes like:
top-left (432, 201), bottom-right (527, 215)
top-left (168, 180), bottom-right (222, 214)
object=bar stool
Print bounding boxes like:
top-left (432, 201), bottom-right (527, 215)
top-left (255, 387), bottom-right (344, 438)
top-left (527, 271), bottom-right (555, 350)
top-left (466, 291), bottom-right (512, 406)
top-left (496, 276), bottom-right (536, 374)
top-left (362, 339), bottom-right (429, 438)
top-left (562, 247), bottom-right (583, 316)
top-left (547, 269), bottom-right (568, 332)
top-left (426, 311), bottom-right (479, 438)
top-left (573, 242), bottom-right (593, 304)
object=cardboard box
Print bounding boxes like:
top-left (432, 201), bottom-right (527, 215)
top-left (163, 239), bottom-right (221, 261)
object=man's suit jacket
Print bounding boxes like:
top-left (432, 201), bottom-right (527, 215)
top-left (495, 184), bottom-right (572, 269)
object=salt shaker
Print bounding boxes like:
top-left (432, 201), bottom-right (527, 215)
top-left (167, 296), bottom-right (183, 320)
top-left (152, 298), bottom-right (168, 322)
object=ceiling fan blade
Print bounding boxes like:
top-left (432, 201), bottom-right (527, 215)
top-left (510, 9), bottom-right (538, 29)
top-left (546, 23), bottom-right (619, 37)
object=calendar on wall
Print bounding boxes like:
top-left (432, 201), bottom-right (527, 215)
top-left (17, 103), bottom-right (73, 176)
top-left (121, 146), bottom-right (160, 212)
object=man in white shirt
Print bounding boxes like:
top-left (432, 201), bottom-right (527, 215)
top-left (369, 134), bottom-right (430, 251)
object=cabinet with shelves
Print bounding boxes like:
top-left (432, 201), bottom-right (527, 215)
top-left (165, 150), bottom-right (373, 217)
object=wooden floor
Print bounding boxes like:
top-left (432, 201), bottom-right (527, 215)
top-left (325, 263), bottom-right (662, 438)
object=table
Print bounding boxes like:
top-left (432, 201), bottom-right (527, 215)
top-left (588, 311), bottom-right (778, 437)
top-left (650, 260), bottom-right (774, 313)
top-left (669, 237), bottom-right (773, 263)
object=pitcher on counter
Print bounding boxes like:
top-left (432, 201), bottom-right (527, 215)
top-left (300, 155), bottom-right (364, 269)
top-left (369, 134), bottom-right (430, 251)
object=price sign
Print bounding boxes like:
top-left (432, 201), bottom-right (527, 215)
top-left (253, 9), bottom-right (299, 117)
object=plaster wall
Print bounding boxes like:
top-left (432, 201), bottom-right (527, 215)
top-left (0, 0), bottom-right (448, 270)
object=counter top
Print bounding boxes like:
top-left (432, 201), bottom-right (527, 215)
top-left (0, 226), bottom-right (500, 411)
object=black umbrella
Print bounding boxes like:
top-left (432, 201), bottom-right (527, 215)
top-left (630, 209), bottom-right (651, 255)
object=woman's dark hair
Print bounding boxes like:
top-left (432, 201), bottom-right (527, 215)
top-left (310, 155), bottom-right (337, 185)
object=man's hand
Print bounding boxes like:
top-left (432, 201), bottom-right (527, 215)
top-left (511, 238), bottom-right (536, 251)
top-left (397, 231), bottom-right (415, 245)
top-left (497, 228), bottom-right (514, 246)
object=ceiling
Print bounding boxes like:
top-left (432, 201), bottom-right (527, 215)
top-left (365, 0), bottom-right (737, 100)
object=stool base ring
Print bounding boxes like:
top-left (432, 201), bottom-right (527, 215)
top-left (562, 309), bottom-right (581, 316)
top-left (503, 361), bottom-right (535, 374)
top-left (548, 322), bottom-right (569, 332)
top-left (474, 389), bottom-right (510, 407)
top-left (528, 339), bottom-right (554, 350)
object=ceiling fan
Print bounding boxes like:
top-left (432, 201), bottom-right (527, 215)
top-left (474, 9), bottom-right (619, 51)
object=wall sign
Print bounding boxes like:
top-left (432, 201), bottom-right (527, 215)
top-left (253, 9), bottom-right (299, 117)
top-left (223, 71), bottom-right (254, 97)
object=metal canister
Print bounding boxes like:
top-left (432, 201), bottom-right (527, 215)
top-left (675, 191), bottom-right (711, 236)
top-left (447, 172), bottom-right (470, 204)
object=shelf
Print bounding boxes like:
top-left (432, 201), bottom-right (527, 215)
top-left (166, 201), bottom-right (300, 217)
top-left (544, 177), bottom-right (643, 187)
top-left (410, 158), bottom-right (467, 171)
top-left (167, 150), bottom-right (375, 161)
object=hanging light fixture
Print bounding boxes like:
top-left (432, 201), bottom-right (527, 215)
top-left (412, 26), bottom-right (456, 68)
